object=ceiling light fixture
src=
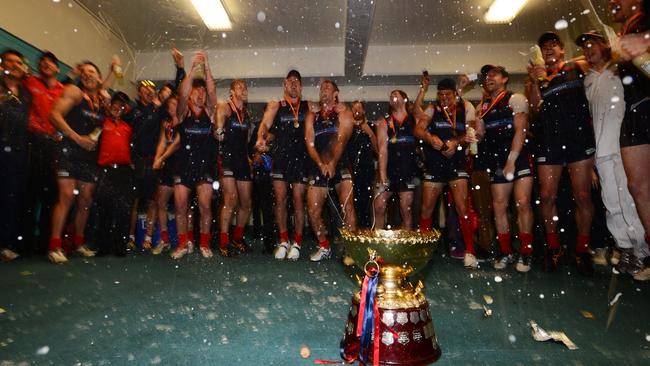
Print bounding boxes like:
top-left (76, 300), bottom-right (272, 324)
top-left (191, 0), bottom-right (233, 31)
top-left (484, 0), bottom-right (529, 24)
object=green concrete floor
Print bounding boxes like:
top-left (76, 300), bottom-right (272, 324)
top-left (0, 241), bottom-right (649, 365)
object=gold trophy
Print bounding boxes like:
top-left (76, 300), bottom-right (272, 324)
top-left (338, 228), bottom-right (442, 365)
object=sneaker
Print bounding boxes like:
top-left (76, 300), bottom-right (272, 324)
top-left (200, 246), bottom-right (213, 259)
top-left (0, 248), bottom-right (19, 261)
top-left (493, 253), bottom-right (515, 270)
top-left (186, 241), bottom-right (194, 254)
top-left (633, 258), bottom-right (650, 281)
top-left (142, 237), bottom-right (153, 250)
top-left (449, 246), bottom-right (464, 260)
top-left (287, 243), bottom-right (301, 261)
top-left (274, 242), bottom-right (289, 260)
top-left (126, 237), bottom-right (136, 251)
top-left (463, 252), bottom-right (478, 269)
top-left (171, 243), bottom-right (189, 260)
top-left (76, 245), bottom-right (96, 257)
top-left (542, 247), bottom-right (563, 272)
top-left (592, 248), bottom-right (608, 266)
top-left (218, 245), bottom-right (236, 257)
top-left (615, 248), bottom-right (634, 274)
top-left (516, 255), bottom-right (532, 273)
top-left (575, 252), bottom-right (594, 277)
top-left (310, 246), bottom-right (331, 262)
top-left (151, 241), bottom-right (170, 255)
top-left (48, 249), bottom-right (68, 264)
top-left (231, 238), bottom-right (250, 253)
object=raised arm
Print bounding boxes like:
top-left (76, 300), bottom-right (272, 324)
top-left (201, 51), bottom-right (218, 111)
top-left (412, 73), bottom-right (430, 119)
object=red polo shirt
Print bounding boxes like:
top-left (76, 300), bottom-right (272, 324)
top-left (98, 118), bottom-right (133, 166)
top-left (23, 75), bottom-right (64, 137)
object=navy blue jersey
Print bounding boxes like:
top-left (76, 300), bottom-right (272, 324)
top-left (222, 102), bottom-right (251, 157)
top-left (269, 99), bottom-right (308, 161)
top-left (61, 93), bottom-right (103, 162)
top-left (385, 112), bottom-right (417, 179)
top-left (177, 108), bottom-right (217, 166)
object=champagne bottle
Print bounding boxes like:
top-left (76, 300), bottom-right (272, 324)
top-left (467, 127), bottom-right (478, 155)
top-left (88, 127), bottom-right (103, 142)
top-left (632, 52), bottom-right (650, 78)
top-left (112, 55), bottom-right (123, 79)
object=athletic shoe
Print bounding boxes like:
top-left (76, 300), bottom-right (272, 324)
top-left (615, 248), bottom-right (634, 274)
top-left (493, 253), bottom-right (515, 270)
top-left (218, 245), bottom-right (236, 257)
top-left (151, 241), bottom-right (170, 255)
top-left (0, 248), bottom-right (19, 261)
top-left (542, 247), bottom-right (563, 272)
top-left (142, 237), bottom-right (153, 250)
top-left (633, 258), bottom-right (650, 281)
top-left (575, 252), bottom-right (594, 277)
top-left (76, 245), bottom-right (96, 257)
top-left (200, 246), bottom-right (213, 259)
top-left (274, 242), bottom-right (289, 260)
top-left (126, 237), bottom-right (136, 251)
top-left (186, 241), bottom-right (194, 254)
top-left (592, 248), bottom-right (608, 266)
top-left (48, 249), bottom-right (68, 264)
top-left (171, 243), bottom-right (189, 260)
top-left (627, 255), bottom-right (644, 275)
top-left (449, 246), bottom-right (464, 260)
top-left (516, 255), bottom-right (532, 273)
top-left (310, 247), bottom-right (331, 262)
top-left (287, 242), bottom-right (301, 261)
top-left (231, 238), bottom-right (250, 253)
top-left (463, 253), bottom-right (478, 269)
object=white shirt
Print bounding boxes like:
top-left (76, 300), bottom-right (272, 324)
top-left (584, 63), bottom-right (625, 158)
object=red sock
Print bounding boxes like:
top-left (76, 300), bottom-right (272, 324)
top-left (419, 218), bottom-right (433, 232)
top-left (177, 232), bottom-right (187, 248)
top-left (73, 235), bottom-right (84, 248)
top-left (459, 217), bottom-right (475, 255)
top-left (319, 239), bottom-right (330, 250)
top-left (645, 233), bottom-right (650, 248)
top-left (576, 235), bottom-right (590, 254)
top-left (200, 233), bottom-right (211, 249)
top-left (293, 233), bottom-right (303, 246)
top-left (497, 232), bottom-right (512, 255)
top-left (518, 232), bottom-right (534, 255)
top-left (547, 232), bottom-right (561, 250)
top-left (219, 232), bottom-right (229, 248)
top-left (233, 226), bottom-right (245, 241)
top-left (49, 237), bottom-right (62, 251)
top-left (279, 231), bottom-right (289, 243)
top-left (160, 230), bottom-right (170, 243)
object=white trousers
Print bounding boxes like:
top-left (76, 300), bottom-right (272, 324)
top-left (596, 153), bottom-right (649, 258)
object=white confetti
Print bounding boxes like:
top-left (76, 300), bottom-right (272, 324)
top-left (277, 25), bottom-right (284, 32)
top-left (256, 11), bottom-right (266, 22)
top-left (552, 216), bottom-right (559, 221)
top-left (539, 294), bottom-right (545, 299)
top-left (73, 189), bottom-right (79, 195)
top-left (554, 19), bottom-right (568, 30)
top-left (212, 181), bottom-right (220, 190)
top-left (36, 346), bottom-right (50, 355)
top-left (508, 334), bottom-right (517, 343)
top-left (335, 22), bottom-right (341, 29)
top-left (494, 275), bottom-right (503, 283)
top-left (622, 76), bottom-right (633, 85)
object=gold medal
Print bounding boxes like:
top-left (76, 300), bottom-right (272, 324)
top-left (391, 136), bottom-right (397, 144)
top-left (293, 119), bottom-right (300, 128)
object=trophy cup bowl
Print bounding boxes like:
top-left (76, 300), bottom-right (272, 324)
top-left (338, 228), bottom-right (442, 365)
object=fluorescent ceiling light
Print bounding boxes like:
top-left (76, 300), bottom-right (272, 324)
top-left (191, 0), bottom-right (233, 30)
top-left (484, 0), bottom-right (529, 24)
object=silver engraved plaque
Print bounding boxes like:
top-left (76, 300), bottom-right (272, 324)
top-left (396, 312), bottom-right (408, 325)
top-left (381, 312), bottom-right (395, 327)
top-left (381, 331), bottom-right (394, 346)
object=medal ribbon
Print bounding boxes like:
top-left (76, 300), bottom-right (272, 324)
top-left (358, 267), bottom-right (379, 366)
top-left (478, 90), bottom-right (507, 119)
top-left (228, 97), bottom-right (245, 125)
top-left (284, 95), bottom-right (301, 126)
top-left (441, 103), bottom-right (457, 130)
top-left (622, 12), bottom-right (644, 35)
top-left (388, 112), bottom-right (407, 143)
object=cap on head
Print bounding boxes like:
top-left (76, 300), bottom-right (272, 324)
top-left (286, 69), bottom-right (302, 83)
top-left (111, 91), bottom-right (130, 105)
top-left (575, 30), bottom-right (606, 47)
top-left (480, 64), bottom-right (509, 78)
top-left (538, 31), bottom-right (564, 48)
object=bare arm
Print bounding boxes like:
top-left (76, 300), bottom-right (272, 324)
top-left (414, 114), bottom-right (443, 151)
top-left (202, 52), bottom-right (218, 110)
top-left (525, 64), bottom-right (545, 113)
top-left (304, 110), bottom-right (322, 166)
top-left (375, 118), bottom-right (389, 184)
top-left (176, 53), bottom-right (205, 120)
top-left (509, 112), bottom-right (528, 157)
top-left (329, 105), bottom-right (354, 166)
top-left (255, 100), bottom-right (280, 150)
top-left (50, 85), bottom-right (83, 141)
top-left (412, 74), bottom-right (430, 118)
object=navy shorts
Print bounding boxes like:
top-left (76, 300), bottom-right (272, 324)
top-left (308, 165), bottom-right (352, 187)
top-left (535, 132), bottom-right (595, 165)
top-left (56, 156), bottom-right (100, 184)
top-left (423, 153), bottom-right (469, 183)
top-left (270, 154), bottom-right (308, 184)
top-left (620, 99), bottom-right (650, 148)
top-left (220, 152), bottom-right (252, 181)
top-left (485, 149), bottom-right (533, 184)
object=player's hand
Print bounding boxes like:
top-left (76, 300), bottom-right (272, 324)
top-left (502, 160), bottom-right (516, 181)
top-left (76, 135), bottom-right (97, 151)
top-left (442, 140), bottom-right (458, 158)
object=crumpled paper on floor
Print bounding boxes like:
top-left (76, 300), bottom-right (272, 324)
top-left (529, 320), bottom-right (578, 350)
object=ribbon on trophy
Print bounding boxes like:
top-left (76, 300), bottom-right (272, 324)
top-left (357, 260), bottom-right (380, 366)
